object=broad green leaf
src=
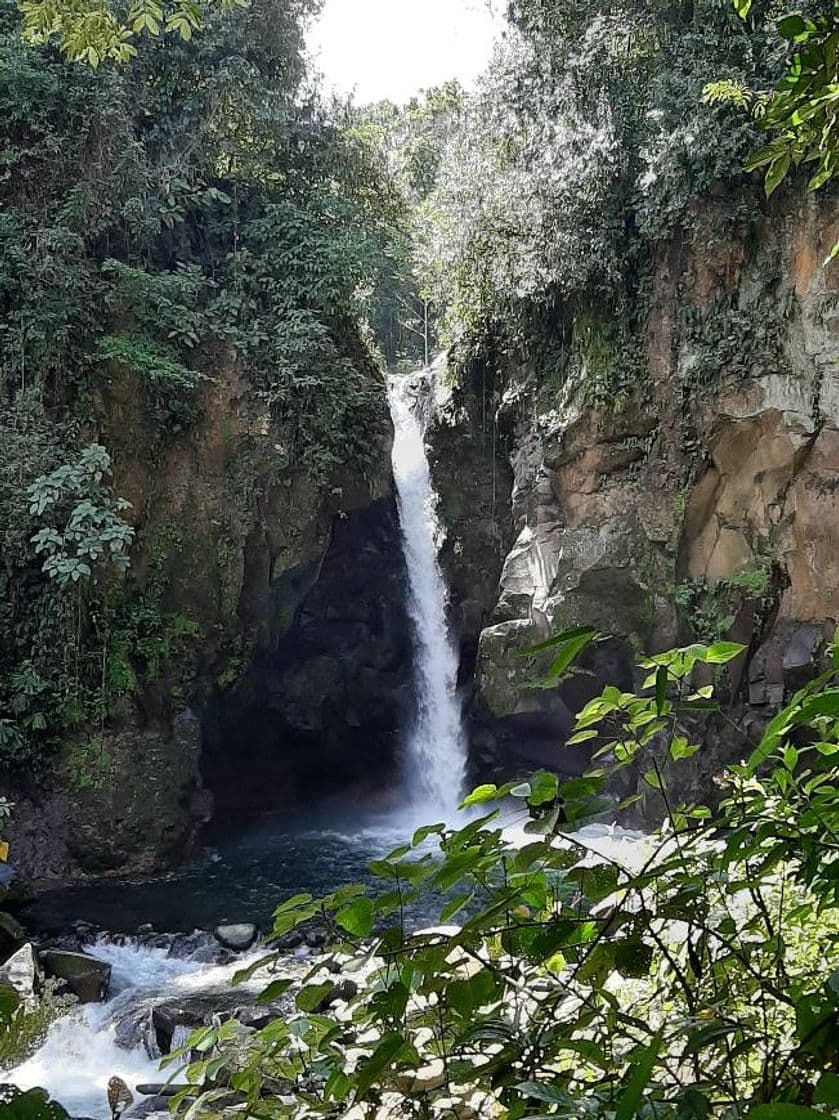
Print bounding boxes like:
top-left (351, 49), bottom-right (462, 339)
top-left (545, 631), bottom-right (596, 681)
top-left (441, 891), bottom-right (473, 922)
top-left (412, 823), bottom-right (444, 845)
top-left (778, 15), bottom-right (808, 41)
top-left (814, 1072), bottom-right (839, 1107)
top-left (461, 784), bottom-right (499, 808)
top-left (670, 737), bottom-right (699, 761)
top-left (523, 626), bottom-right (599, 655)
top-left (354, 1032), bottom-right (411, 1095)
top-left (704, 641), bottom-right (746, 665)
top-left (517, 1081), bottom-right (574, 1105)
top-left (232, 952), bottom-right (279, 985)
top-left (295, 982), bottom-right (334, 1012)
top-left (567, 728), bottom-right (598, 745)
top-left (336, 897), bottom-right (375, 939)
top-left (615, 1033), bottom-right (662, 1120)
top-left (655, 666), bottom-right (667, 715)
top-left (643, 769), bottom-right (664, 791)
top-left (765, 152), bottom-right (791, 198)
top-left (527, 770), bottom-right (558, 807)
top-left (256, 978), bottom-right (292, 1005)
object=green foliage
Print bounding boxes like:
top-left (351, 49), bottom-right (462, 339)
top-left (27, 444), bottom-right (134, 589)
top-left (107, 601), bottom-right (200, 693)
top-left (352, 85), bottom-right (465, 369)
top-left (413, 0), bottom-right (782, 375)
top-left (61, 736), bottom-right (111, 791)
top-left (0, 0), bottom-right (395, 771)
top-left (676, 562), bottom-right (774, 643)
top-left (0, 980), bottom-right (74, 1068)
top-left (706, 3), bottom-right (839, 227)
top-left (17, 0), bottom-right (249, 65)
top-left (170, 636), bottom-right (839, 1119)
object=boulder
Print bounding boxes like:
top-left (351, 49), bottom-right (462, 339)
top-left (39, 949), bottom-right (111, 1003)
top-left (313, 979), bottom-right (358, 1013)
top-left (395, 1058), bottom-right (447, 1094)
top-left (125, 1098), bottom-right (174, 1119)
top-left (0, 943), bottom-right (41, 1002)
top-left (134, 1085), bottom-right (186, 1098)
top-left (167, 930), bottom-right (224, 963)
top-left (0, 911), bottom-right (26, 953)
top-left (151, 1003), bottom-right (202, 1054)
top-left (213, 923), bottom-right (258, 952)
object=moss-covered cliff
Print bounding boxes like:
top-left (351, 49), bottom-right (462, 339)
top-left (0, 0), bottom-right (409, 883)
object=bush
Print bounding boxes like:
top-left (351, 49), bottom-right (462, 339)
top-left (169, 635), bottom-right (839, 1118)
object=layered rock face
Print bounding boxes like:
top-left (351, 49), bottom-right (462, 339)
top-left (428, 195), bottom-right (839, 790)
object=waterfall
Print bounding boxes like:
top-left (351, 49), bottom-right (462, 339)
top-left (388, 368), bottom-right (467, 818)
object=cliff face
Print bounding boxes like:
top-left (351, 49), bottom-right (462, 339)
top-left (428, 194), bottom-right (839, 795)
top-left (9, 341), bottom-right (406, 883)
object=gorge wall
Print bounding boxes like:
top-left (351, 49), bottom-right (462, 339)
top-left (428, 192), bottom-right (839, 801)
top-left (7, 339), bottom-right (412, 883)
top-left (10, 187), bottom-right (839, 886)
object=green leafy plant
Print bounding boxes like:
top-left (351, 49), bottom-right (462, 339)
top-left (705, 3), bottom-right (839, 232)
top-left (17, 0), bottom-right (250, 65)
top-left (675, 562), bottom-right (774, 643)
top-left (168, 634), bottom-right (839, 1119)
top-left (27, 444), bottom-right (134, 589)
top-left (61, 736), bottom-right (111, 791)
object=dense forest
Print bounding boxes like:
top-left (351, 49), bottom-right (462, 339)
top-left (0, 0), bottom-right (838, 1117)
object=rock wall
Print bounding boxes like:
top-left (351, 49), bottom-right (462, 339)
top-left (8, 338), bottom-right (404, 883)
top-left (428, 193), bottom-right (839, 793)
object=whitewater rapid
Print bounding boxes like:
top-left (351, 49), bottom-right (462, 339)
top-left (5, 939), bottom-right (264, 1119)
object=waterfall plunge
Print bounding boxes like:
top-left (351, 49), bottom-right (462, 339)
top-left (388, 369), bottom-right (467, 818)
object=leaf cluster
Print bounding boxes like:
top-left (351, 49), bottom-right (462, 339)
top-left (170, 635), bottom-right (839, 1120)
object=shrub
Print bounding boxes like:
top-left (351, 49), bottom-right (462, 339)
top-left (169, 635), bottom-right (839, 1118)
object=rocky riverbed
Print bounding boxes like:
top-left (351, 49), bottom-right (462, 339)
top-left (0, 922), bottom-right (330, 1118)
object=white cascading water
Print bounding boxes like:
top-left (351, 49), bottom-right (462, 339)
top-left (4, 939), bottom-right (268, 1118)
top-left (388, 368), bottom-right (467, 817)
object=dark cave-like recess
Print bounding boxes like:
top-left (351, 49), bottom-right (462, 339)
top-left (201, 497), bottom-right (415, 820)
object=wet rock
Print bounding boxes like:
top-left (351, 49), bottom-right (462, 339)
top-left (168, 930), bottom-right (224, 963)
top-left (233, 1004), bottom-right (283, 1030)
top-left (303, 923), bottom-right (329, 949)
top-left (125, 1098), bottom-right (172, 1119)
top-left (0, 911), bottom-right (26, 953)
top-left (151, 1004), bottom-right (202, 1054)
top-left (313, 979), bottom-right (358, 1013)
top-left (273, 929), bottom-right (304, 951)
top-left (213, 923), bottom-right (257, 951)
top-left (151, 991), bottom-right (246, 1053)
top-left (39, 949), bottom-right (111, 1003)
top-left (71, 921), bottom-right (98, 947)
top-left (395, 1058), bottom-right (447, 1094)
top-left (134, 1085), bottom-right (186, 1098)
top-left (0, 943), bottom-right (41, 1002)
top-left (112, 1005), bottom-right (157, 1057)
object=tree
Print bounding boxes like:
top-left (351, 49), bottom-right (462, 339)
top-left (17, 0), bottom-right (252, 65)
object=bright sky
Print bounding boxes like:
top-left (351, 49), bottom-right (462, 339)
top-left (307, 0), bottom-right (504, 105)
